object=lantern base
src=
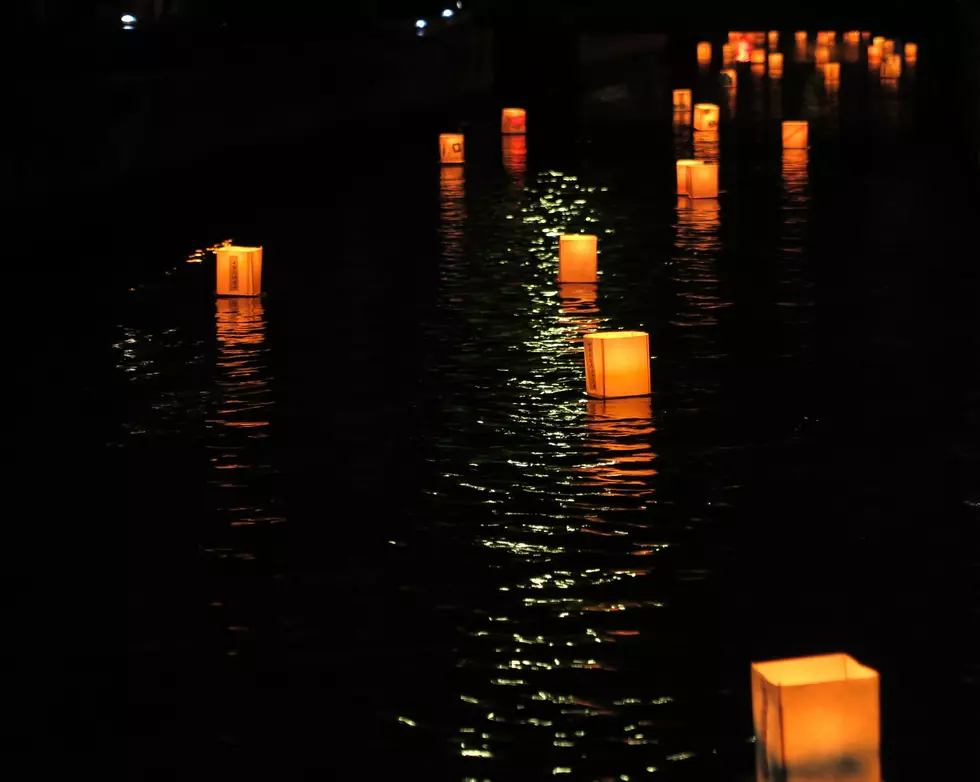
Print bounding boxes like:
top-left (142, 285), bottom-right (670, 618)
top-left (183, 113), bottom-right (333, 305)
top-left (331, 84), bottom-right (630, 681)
top-left (501, 131), bottom-right (526, 135)
top-left (557, 278), bottom-right (597, 285)
top-left (215, 292), bottom-right (264, 298)
top-left (587, 392), bottom-right (651, 400)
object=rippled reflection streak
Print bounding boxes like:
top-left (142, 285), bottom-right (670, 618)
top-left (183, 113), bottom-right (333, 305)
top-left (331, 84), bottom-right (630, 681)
top-left (579, 397), bottom-right (657, 504)
top-left (693, 129), bottom-right (720, 164)
top-left (780, 149), bottom-right (813, 325)
top-left (557, 283), bottom-right (600, 346)
top-left (209, 298), bottom-right (277, 525)
top-left (502, 134), bottom-right (527, 186)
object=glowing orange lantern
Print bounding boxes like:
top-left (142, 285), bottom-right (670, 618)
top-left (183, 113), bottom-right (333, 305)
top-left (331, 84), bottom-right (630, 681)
top-left (868, 44), bottom-right (882, 67)
top-left (693, 103), bottom-right (720, 131)
top-left (751, 32), bottom-right (766, 46)
top-left (584, 331), bottom-right (651, 399)
top-left (722, 43), bottom-right (734, 65)
top-left (685, 161), bottom-right (719, 199)
top-left (816, 30), bottom-right (836, 46)
top-left (751, 653), bottom-right (880, 782)
top-left (736, 38), bottom-right (751, 62)
top-left (782, 121), bottom-right (808, 149)
top-left (883, 39), bottom-right (894, 56)
top-left (768, 53), bottom-right (784, 77)
top-left (767, 30), bottom-right (779, 47)
top-left (872, 36), bottom-right (884, 49)
top-left (676, 159), bottom-right (704, 195)
top-left (672, 89), bottom-right (693, 110)
top-left (904, 42), bottom-right (918, 63)
top-left (815, 45), bottom-right (830, 65)
top-left (215, 245), bottom-right (263, 297)
top-left (500, 108), bottom-right (526, 135)
top-left (751, 63), bottom-right (765, 79)
top-left (881, 54), bottom-right (902, 79)
top-left (794, 31), bottom-right (807, 45)
top-left (823, 62), bottom-right (840, 83)
top-left (440, 133), bottom-right (464, 164)
top-left (750, 48), bottom-right (766, 65)
top-left (720, 68), bottom-right (737, 89)
top-left (558, 234), bottom-right (598, 284)
top-left (697, 41), bottom-right (712, 65)
top-left (844, 30), bottom-right (860, 44)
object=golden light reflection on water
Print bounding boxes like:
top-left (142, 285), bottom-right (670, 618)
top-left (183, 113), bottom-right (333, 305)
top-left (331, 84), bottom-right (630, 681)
top-left (693, 129), bottom-right (720, 164)
top-left (502, 134), bottom-right (527, 185)
top-left (672, 198), bottom-right (727, 351)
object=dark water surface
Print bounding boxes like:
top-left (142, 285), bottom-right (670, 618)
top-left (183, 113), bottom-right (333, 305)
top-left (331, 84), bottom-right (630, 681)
top-left (99, 36), bottom-right (980, 780)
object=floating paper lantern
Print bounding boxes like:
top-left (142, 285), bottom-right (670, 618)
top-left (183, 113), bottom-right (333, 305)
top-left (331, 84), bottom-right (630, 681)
top-left (672, 88), bottom-right (693, 110)
top-left (722, 43), bottom-right (734, 65)
top-left (693, 103), bottom-right (720, 131)
top-left (768, 53), bottom-right (784, 77)
top-left (794, 31), bottom-right (807, 45)
top-left (904, 42), bottom-right (918, 63)
top-left (815, 45), bottom-right (830, 65)
top-left (720, 68), bottom-right (737, 88)
top-left (862, 31), bottom-right (871, 41)
top-left (750, 48), bottom-right (766, 65)
top-left (500, 107), bottom-right (527, 135)
top-left (844, 30), bottom-right (860, 44)
top-left (439, 133), bottom-right (464, 164)
top-left (685, 161), bottom-right (719, 199)
top-left (881, 54), bottom-right (902, 79)
top-left (868, 44), bottom-right (882, 67)
top-left (817, 30), bottom-right (836, 45)
top-left (751, 653), bottom-right (880, 782)
top-left (751, 32), bottom-right (766, 46)
top-left (728, 31), bottom-right (742, 45)
top-left (676, 159), bottom-right (705, 195)
top-left (768, 30), bottom-right (779, 47)
top-left (215, 245), bottom-right (263, 297)
top-left (823, 62), bottom-right (840, 83)
top-left (558, 234), bottom-right (598, 284)
top-left (883, 39), bottom-right (895, 56)
top-left (584, 331), bottom-right (651, 399)
top-left (697, 41), bottom-right (712, 65)
top-left (872, 36), bottom-right (885, 49)
top-left (782, 121), bottom-right (808, 149)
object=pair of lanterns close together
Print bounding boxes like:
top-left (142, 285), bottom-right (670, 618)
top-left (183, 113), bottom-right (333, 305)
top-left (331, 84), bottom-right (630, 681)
top-left (438, 107), bottom-right (528, 165)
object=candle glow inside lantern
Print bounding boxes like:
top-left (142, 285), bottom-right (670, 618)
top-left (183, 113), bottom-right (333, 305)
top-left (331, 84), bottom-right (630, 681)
top-left (697, 41), bottom-right (712, 65)
top-left (794, 31), bottom-right (807, 45)
top-left (440, 133), bottom-right (465, 164)
top-left (673, 89), bottom-right (693, 110)
top-left (751, 653), bottom-right (880, 782)
top-left (904, 42), bottom-right (917, 62)
top-left (782, 121), bottom-right (808, 149)
top-left (881, 54), bottom-right (902, 79)
top-left (216, 245), bottom-right (263, 297)
top-left (685, 161), bottom-right (719, 199)
top-left (558, 234), bottom-right (598, 284)
top-left (500, 108), bottom-right (527, 134)
top-left (676, 159), bottom-right (705, 195)
top-left (693, 103), bottom-right (720, 131)
top-left (750, 48), bottom-right (766, 65)
top-left (868, 44), bottom-right (882, 66)
top-left (768, 53), bottom-right (784, 76)
top-left (584, 331), bottom-right (651, 399)
top-left (815, 45), bottom-right (830, 65)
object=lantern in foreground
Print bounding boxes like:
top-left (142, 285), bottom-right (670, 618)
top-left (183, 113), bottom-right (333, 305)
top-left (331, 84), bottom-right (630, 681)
top-left (904, 42), bottom-right (918, 63)
top-left (823, 62), bottom-right (840, 83)
top-left (782, 121), bottom-right (808, 149)
top-left (676, 159), bottom-right (704, 195)
top-left (881, 54), bottom-right (902, 79)
top-left (584, 331), bottom-right (651, 399)
top-left (722, 43), bottom-right (734, 65)
top-left (672, 89), bottom-right (693, 110)
top-left (500, 108), bottom-right (527, 134)
top-left (685, 162), bottom-right (719, 199)
top-left (768, 53), bottom-right (784, 77)
top-left (697, 41), bottom-right (712, 65)
top-left (751, 653), bottom-right (880, 782)
top-left (767, 30), bottom-right (779, 47)
top-left (558, 234), bottom-right (598, 284)
top-left (440, 133), bottom-right (464, 164)
top-left (215, 246), bottom-right (263, 297)
top-left (693, 103), bottom-right (720, 131)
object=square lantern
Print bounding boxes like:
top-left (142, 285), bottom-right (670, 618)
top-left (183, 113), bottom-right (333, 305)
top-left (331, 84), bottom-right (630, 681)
top-left (767, 30), bottom-right (779, 47)
top-left (751, 653), bottom-right (880, 782)
top-left (881, 54), bottom-right (902, 79)
top-left (844, 30), bottom-right (860, 44)
top-left (685, 162), bottom-right (719, 199)
top-left (672, 89), bottom-right (693, 110)
top-left (883, 39), bottom-right (895, 56)
top-left (868, 44), bottom-right (882, 67)
top-left (782, 121), bottom-right (808, 149)
top-left (768, 53), bottom-right (784, 77)
top-left (215, 246), bottom-right (263, 297)
top-left (440, 133), bottom-right (465, 164)
top-left (904, 42), bottom-right (917, 63)
top-left (872, 36), bottom-right (884, 49)
top-left (693, 103), bottom-right (720, 131)
top-left (676, 159), bottom-right (704, 195)
top-left (794, 31), bottom-right (807, 45)
top-left (584, 331), bottom-right (651, 399)
top-left (815, 45), bottom-right (830, 65)
top-left (697, 42), bottom-right (712, 65)
top-left (750, 48), bottom-right (766, 65)
top-left (722, 43), bottom-right (734, 65)
top-left (558, 234), bottom-right (598, 284)
top-left (823, 62), bottom-right (841, 83)
top-left (501, 108), bottom-right (526, 135)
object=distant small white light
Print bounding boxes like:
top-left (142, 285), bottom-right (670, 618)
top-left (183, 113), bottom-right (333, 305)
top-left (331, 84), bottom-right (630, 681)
top-left (122, 24), bottom-right (135, 30)
top-left (442, 8), bottom-right (454, 17)
top-left (121, 13), bottom-right (137, 24)
top-left (415, 18), bottom-right (427, 28)
top-left (457, 1), bottom-right (463, 7)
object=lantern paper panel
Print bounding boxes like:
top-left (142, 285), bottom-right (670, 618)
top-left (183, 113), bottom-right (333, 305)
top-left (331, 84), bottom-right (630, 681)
top-left (794, 31), bottom-right (807, 45)
top-left (558, 234), bottom-right (598, 284)
top-left (216, 246), bottom-right (263, 297)
top-left (697, 41), bottom-right (712, 64)
top-left (686, 162), bottom-right (719, 199)
top-left (844, 30), bottom-right (861, 44)
top-left (501, 108), bottom-right (527, 134)
top-left (815, 45), bottom-right (830, 65)
top-left (676, 159), bottom-right (704, 195)
top-left (673, 89), bottom-right (693, 110)
top-left (440, 133), bottom-right (465, 164)
top-left (584, 331), bottom-right (651, 399)
top-left (868, 44), bottom-right (882, 67)
top-left (750, 48), bottom-right (766, 65)
top-left (693, 103), bottom-right (720, 131)
top-left (751, 653), bottom-right (880, 782)
top-left (782, 121), bottom-right (808, 149)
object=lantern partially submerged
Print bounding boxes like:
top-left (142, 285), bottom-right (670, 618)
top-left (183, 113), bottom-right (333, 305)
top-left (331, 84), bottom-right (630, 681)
top-left (558, 234), bottom-right (598, 284)
top-left (697, 41), bottom-right (712, 65)
top-left (584, 331), bottom-right (651, 399)
top-left (672, 89), bottom-right (693, 110)
top-left (768, 53), bottom-right (784, 77)
top-left (782, 121), bottom-right (808, 149)
top-left (751, 653), bottom-right (880, 782)
top-left (440, 133), bottom-right (465, 164)
top-left (215, 245), bottom-right (263, 297)
top-left (685, 161), bottom-right (719, 199)
top-left (693, 103), bottom-right (720, 131)
top-left (676, 159), bottom-right (705, 195)
top-left (500, 108), bottom-right (527, 134)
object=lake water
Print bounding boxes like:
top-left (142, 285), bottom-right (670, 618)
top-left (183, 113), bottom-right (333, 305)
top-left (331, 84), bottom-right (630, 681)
top-left (114, 36), bottom-right (979, 780)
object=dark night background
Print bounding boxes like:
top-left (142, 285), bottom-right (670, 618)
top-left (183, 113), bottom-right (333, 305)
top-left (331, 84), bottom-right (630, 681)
top-left (7, 0), bottom-right (979, 779)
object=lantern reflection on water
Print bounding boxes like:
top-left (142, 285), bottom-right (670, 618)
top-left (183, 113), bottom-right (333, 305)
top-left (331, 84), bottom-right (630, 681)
top-left (722, 43), bottom-right (734, 66)
top-left (215, 245), bottom-right (263, 297)
top-left (580, 396), bottom-right (656, 500)
top-left (904, 42), bottom-right (917, 63)
top-left (558, 234), bottom-right (598, 284)
top-left (213, 297), bottom-right (270, 429)
top-left (815, 45), bottom-right (830, 65)
top-left (439, 132), bottom-right (464, 164)
top-left (673, 109), bottom-right (692, 130)
top-left (501, 134), bottom-right (527, 180)
top-left (751, 654), bottom-right (880, 782)
top-left (500, 107), bottom-right (526, 134)
top-left (693, 129), bottom-right (720, 164)
top-left (584, 332), bottom-right (651, 399)
top-left (823, 61), bottom-right (840, 84)
top-left (439, 165), bottom-right (465, 264)
top-left (782, 148), bottom-right (808, 194)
